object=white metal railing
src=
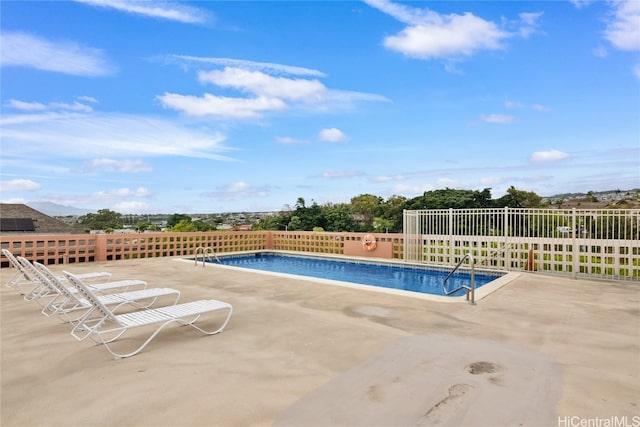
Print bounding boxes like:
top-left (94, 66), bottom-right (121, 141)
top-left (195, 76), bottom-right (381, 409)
top-left (404, 208), bottom-right (640, 281)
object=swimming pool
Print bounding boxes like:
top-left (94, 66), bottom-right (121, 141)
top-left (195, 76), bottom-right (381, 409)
top-left (205, 252), bottom-right (507, 299)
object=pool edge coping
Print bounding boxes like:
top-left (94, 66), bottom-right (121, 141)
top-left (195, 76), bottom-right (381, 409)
top-left (175, 250), bottom-right (519, 303)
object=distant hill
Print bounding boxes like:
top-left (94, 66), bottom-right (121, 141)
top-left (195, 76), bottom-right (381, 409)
top-left (541, 188), bottom-right (640, 209)
top-left (543, 188), bottom-right (639, 202)
top-left (27, 202), bottom-right (93, 217)
top-left (24, 189), bottom-right (639, 218)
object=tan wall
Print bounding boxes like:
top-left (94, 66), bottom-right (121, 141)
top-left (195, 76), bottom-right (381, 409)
top-left (344, 234), bottom-right (393, 258)
top-left (0, 231), bottom-right (402, 268)
top-left (0, 235), bottom-right (100, 265)
top-left (2, 229), bottom-right (638, 280)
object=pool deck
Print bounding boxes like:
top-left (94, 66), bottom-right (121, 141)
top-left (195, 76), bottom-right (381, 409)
top-left (1, 257), bottom-right (639, 426)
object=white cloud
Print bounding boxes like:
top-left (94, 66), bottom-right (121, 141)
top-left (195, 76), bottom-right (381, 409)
top-left (592, 45), bottom-right (609, 58)
top-left (384, 14), bottom-right (508, 59)
top-left (569, 0), bottom-right (593, 9)
top-left (370, 174), bottom-right (409, 183)
top-left (78, 96), bottom-right (98, 104)
top-left (113, 201), bottom-right (151, 214)
top-left (275, 136), bottom-right (308, 145)
top-left (443, 63), bottom-right (464, 74)
top-left (199, 67), bottom-right (327, 102)
top-left (37, 188), bottom-right (150, 212)
top-left (1, 111), bottom-right (234, 161)
top-left (531, 104), bottom-right (551, 112)
top-left (74, 0), bottom-right (211, 24)
top-left (0, 178), bottom-right (41, 192)
top-left (201, 181), bottom-right (270, 200)
top-left (319, 128), bottom-right (348, 142)
top-left (85, 158), bottom-right (153, 173)
top-left (505, 100), bottom-right (551, 112)
top-left (436, 177), bottom-right (458, 187)
top-left (518, 12), bottom-right (543, 38)
top-left (391, 183), bottom-right (434, 195)
top-left (504, 100), bottom-right (525, 109)
top-left (164, 55), bottom-right (325, 77)
top-left (94, 187), bottom-right (151, 199)
top-left (322, 170), bottom-right (362, 178)
top-left (480, 114), bottom-right (518, 124)
top-left (365, 0), bottom-right (540, 60)
top-left (479, 176), bottom-right (507, 186)
top-left (530, 149), bottom-right (570, 163)
top-left (43, 187), bottom-right (153, 213)
top-left (8, 98), bottom-right (95, 113)
top-left (159, 61), bottom-right (388, 119)
top-left (0, 197), bottom-right (28, 204)
top-left (7, 100), bottom-right (47, 111)
top-left (370, 175), bottom-right (393, 183)
top-left (0, 32), bottom-right (114, 76)
top-left (157, 93), bottom-right (287, 119)
top-left (604, 0), bottom-right (640, 51)
top-left (49, 101), bottom-right (94, 112)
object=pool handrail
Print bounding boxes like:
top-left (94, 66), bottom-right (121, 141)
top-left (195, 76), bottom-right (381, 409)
top-left (194, 246), bottom-right (221, 267)
top-left (443, 253), bottom-right (475, 304)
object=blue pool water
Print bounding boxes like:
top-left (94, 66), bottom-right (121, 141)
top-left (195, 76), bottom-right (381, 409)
top-left (212, 253), bottom-right (503, 297)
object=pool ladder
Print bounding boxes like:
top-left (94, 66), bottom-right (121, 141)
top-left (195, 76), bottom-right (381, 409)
top-left (194, 246), bottom-right (221, 267)
top-left (443, 253), bottom-right (476, 305)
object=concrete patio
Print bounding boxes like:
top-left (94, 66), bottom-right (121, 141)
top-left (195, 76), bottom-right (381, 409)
top-left (1, 257), bottom-right (638, 426)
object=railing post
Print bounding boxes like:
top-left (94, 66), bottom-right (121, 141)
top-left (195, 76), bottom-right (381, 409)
top-left (469, 254), bottom-right (475, 305)
top-left (503, 207), bottom-right (509, 269)
top-left (448, 208), bottom-right (454, 266)
top-left (403, 210), bottom-right (413, 262)
top-left (572, 208), bottom-right (577, 280)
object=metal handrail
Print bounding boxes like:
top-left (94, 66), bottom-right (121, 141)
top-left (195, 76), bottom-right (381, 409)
top-left (206, 247), bottom-right (222, 264)
top-left (443, 253), bottom-right (475, 304)
top-left (194, 246), bottom-right (221, 267)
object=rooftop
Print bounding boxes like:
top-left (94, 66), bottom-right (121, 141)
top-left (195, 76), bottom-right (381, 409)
top-left (2, 258), bottom-right (638, 426)
top-left (0, 204), bottom-right (84, 235)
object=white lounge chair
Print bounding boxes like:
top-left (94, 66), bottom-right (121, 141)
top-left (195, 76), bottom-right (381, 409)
top-left (2, 248), bottom-right (111, 295)
top-left (16, 256), bottom-right (147, 304)
top-left (64, 271), bottom-right (233, 359)
top-left (27, 261), bottom-right (181, 324)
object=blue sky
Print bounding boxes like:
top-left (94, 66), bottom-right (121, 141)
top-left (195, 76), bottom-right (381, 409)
top-left (1, 0), bottom-right (638, 214)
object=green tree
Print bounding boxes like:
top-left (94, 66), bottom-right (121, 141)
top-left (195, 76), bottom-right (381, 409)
top-left (350, 194), bottom-right (383, 231)
top-left (322, 203), bottom-right (355, 231)
top-left (501, 186), bottom-right (542, 208)
top-left (287, 197), bottom-right (326, 230)
top-left (135, 222), bottom-right (159, 232)
top-left (585, 191), bottom-right (598, 202)
top-left (78, 209), bottom-right (123, 230)
top-left (373, 217), bottom-right (394, 233)
top-left (167, 214), bottom-right (191, 228)
top-left (301, 201), bottom-right (325, 230)
top-left (171, 219), bottom-right (197, 232)
top-left (406, 188), bottom-right (494, 210)
top-left (382, 195), bottom-right (408, 232)
top-left (168, 217), bottom-right (215, 232)
top-left (287, 215), bottom-right (303, 231)
top-left (251, 208), bottom-right (293, 231)
top-left (192, 220), bottom-right (216, 232)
